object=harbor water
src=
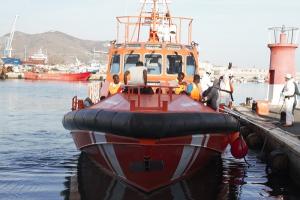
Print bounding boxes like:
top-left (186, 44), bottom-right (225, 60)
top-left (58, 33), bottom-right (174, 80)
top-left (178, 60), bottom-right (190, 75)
top-left (0, 80), bottom-right (300, 200)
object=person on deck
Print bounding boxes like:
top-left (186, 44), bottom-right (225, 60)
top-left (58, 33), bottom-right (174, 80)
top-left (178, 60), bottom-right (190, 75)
top-left (174, 72), bottom-right (187, 94)
top-left (108, 74), bottom-right (122, 95)
top-left (282, 73), bottom-right (296, 127)
top-left (201, 68), bottom-right (213, 95)
top-left (126, 61), bottom-right (147, 85)
top-left (123, 61), bottom-right (153, 94)
top-left (187, 74), bottom-right (202, 101)
top-left (202, 78), bottom-right (220, 111)
top-left (219, 62), bottom-right (234, 107)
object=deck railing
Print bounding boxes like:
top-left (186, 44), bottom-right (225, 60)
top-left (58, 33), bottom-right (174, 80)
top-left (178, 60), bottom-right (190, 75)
top-left (126, 84), bottom-right (177, 111)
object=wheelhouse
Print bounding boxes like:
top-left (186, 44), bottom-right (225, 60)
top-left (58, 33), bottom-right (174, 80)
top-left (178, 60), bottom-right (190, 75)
top-left (106, 43), bottom-right (198, 83)
top-left (105, 0), bottom-right (199, 83)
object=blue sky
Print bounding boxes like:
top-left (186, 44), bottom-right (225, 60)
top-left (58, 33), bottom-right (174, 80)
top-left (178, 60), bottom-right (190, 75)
top-left (0, 0), bottom-right (299, 69)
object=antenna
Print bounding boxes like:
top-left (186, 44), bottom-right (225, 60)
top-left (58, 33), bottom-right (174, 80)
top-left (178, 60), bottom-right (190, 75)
top-left (116, 0), bottom-right (192, 44)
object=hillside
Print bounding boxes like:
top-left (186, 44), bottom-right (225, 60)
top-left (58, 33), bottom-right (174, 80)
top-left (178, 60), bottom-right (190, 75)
top-left (0, 31), bottom-right (109, 64)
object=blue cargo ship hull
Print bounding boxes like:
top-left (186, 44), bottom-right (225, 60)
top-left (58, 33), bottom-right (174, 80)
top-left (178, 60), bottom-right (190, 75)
top-left (1, 57), bottom-right (21, 65)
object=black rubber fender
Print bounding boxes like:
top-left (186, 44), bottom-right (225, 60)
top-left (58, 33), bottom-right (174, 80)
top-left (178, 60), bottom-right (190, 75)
top-left (62, 109), bottom-right (239, 139)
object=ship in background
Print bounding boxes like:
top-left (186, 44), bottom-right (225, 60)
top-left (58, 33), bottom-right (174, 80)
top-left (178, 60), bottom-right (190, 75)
top-left (22, 48), bottom-right (48, 66)
top-left (22, 48), bottom-right (91, 81)
top-left (23, 49), bottom-right (91, 81)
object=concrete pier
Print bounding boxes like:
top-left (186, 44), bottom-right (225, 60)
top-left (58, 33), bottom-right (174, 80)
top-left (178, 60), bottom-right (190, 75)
top-left (6, 72), bottom-right (24, 79)
top-left (230, 105), bottom-right (300, 186)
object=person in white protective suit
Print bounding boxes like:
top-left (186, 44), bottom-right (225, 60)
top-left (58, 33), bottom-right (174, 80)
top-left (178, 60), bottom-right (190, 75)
top-left (200, 68), bottom-right (213, 95)
top-left (282, 73), bottom-right (296, 127)
top-left (219, 63), bottom-right (234, 107)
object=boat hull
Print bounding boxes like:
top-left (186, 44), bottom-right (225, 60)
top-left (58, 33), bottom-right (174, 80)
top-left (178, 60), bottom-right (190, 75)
top-left (1, 57), bottom-right (21, 65)
top-left (76, 152), bottom-right (227, 199)
top-left (24, 72), bottom-right (91, 81)
top-left (71, 130), bottom-right (229, 192)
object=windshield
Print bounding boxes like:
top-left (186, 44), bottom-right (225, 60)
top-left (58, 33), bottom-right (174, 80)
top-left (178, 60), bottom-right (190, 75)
top-left (166, 55), bottom-right (182, 74)
top-left (186, 55), bottom-right (196, 76)
top-left (124, 54), bottom-right (140, 72)
top-left (144, 54), bottom-right (162, 75)
top-left (110, 54), bottom-right (120, 74)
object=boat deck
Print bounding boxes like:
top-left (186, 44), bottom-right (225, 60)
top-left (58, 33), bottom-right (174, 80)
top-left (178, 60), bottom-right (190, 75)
top-left (91, 93), bottom-right (215, 113)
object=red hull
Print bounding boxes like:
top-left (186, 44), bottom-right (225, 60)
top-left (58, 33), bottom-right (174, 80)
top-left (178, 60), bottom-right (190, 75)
top-left (71, 131), bottom-right (229, 192)
top-left (64, 94), bottom-right (240, 192)
top-left (77, 152), bottom-right (228, 199)
top-left (24, 72), bottom-right (91, 81)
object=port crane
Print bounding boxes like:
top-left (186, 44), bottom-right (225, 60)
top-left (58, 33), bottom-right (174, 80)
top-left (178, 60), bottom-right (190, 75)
top-left (4, 15), bottom-right (19, 58)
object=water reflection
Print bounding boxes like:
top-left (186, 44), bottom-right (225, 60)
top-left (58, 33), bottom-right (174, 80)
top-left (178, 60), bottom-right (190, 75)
top-left (62, 149), bottom-right (300, 200)
top-left (1, 80), bottom-right (300, 199)
top-left (63, 152), bottom-right (242, 200)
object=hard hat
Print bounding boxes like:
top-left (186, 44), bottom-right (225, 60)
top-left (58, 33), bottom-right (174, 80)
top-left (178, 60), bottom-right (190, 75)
top-left (285, 74), bottom-right (292, 79)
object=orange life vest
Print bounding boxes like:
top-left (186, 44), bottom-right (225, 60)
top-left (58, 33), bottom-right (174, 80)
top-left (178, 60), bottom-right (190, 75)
top-left (190, 82), bottom-right (201, 101)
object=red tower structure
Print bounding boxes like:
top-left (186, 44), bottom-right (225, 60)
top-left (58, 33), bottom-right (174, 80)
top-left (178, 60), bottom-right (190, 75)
top-left (268, 26), bottom-right (299, 104)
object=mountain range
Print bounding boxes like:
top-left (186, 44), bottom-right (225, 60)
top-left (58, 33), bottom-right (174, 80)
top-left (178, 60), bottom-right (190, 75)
top-left (0, 31), bottom-right (109, 65)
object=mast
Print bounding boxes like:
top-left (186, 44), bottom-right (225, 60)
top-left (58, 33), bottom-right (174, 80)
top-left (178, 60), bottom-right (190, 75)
top-left (116, 0), bottom-right (192, 44)
top-left (148, 0), bottom-right (171, 42)
top-left (151, 0), bottom-right (158, 41)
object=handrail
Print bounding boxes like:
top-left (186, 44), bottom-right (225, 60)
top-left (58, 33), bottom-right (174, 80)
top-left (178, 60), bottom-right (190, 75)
top-left (125, 84), bottom-right (178, 111)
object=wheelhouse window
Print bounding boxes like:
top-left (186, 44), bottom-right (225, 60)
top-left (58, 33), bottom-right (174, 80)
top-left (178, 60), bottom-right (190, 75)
top-left (144, 54), bottom-right (162, 75)
top-left (166, 55), bottom-right (182, 74)
top-left (124, 54), bottom-right (140, 72)
top-left (110, 54), bottom-right (120, 74)
top-left (186, 55), bottom-right (196, 76)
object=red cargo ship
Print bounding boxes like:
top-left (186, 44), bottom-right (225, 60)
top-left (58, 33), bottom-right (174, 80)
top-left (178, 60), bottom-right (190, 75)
top-left (63, 0), bottom-right (247, 192)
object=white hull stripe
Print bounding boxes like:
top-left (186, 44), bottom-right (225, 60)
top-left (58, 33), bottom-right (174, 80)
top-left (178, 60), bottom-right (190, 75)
top-left (91, 131), bottom-right (125, 177)
top-left (183, 135), bottom-right (207, 175)
top-left (171, 135), bottom-right (206, 181)
top-left (171, 145), bottom-right (195, 180)
top-left (89, 132), bottom-right (114, 172)
top-left (170, 182), bottom-right (188, 200)
top-left (172, 134), bottom-right (210, 179)
top-left (183, 147), bottom-right (200, 176)
top-left (94, 132), bottom-right (107, 143)
top-left (89, 131), bottom-right (94, 143)
top-left (102, 144), bottom-right (125, 178)
top-left (108, 181), bottom-right (126, 200)
top-left (191, 135), bottom-right (204, 146)
top-left (204, 135), bottom-right (210, 147)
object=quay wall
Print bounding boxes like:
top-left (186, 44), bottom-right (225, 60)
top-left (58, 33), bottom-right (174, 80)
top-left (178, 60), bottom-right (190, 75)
top-left (238, 113), bottom-right (300, 186)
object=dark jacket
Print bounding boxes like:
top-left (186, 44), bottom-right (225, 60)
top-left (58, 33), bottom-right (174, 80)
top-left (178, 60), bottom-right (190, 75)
top-left (203, 79), bottom-right (220, 110)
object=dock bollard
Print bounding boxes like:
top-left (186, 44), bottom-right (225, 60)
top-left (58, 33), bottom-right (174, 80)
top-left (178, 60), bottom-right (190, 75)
top-left (246, 133), bottom-right (263, 150)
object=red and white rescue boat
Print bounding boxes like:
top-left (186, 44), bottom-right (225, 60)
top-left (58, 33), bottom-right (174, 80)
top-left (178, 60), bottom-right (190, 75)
top-left (63, 0), bottom-right (247, 192)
